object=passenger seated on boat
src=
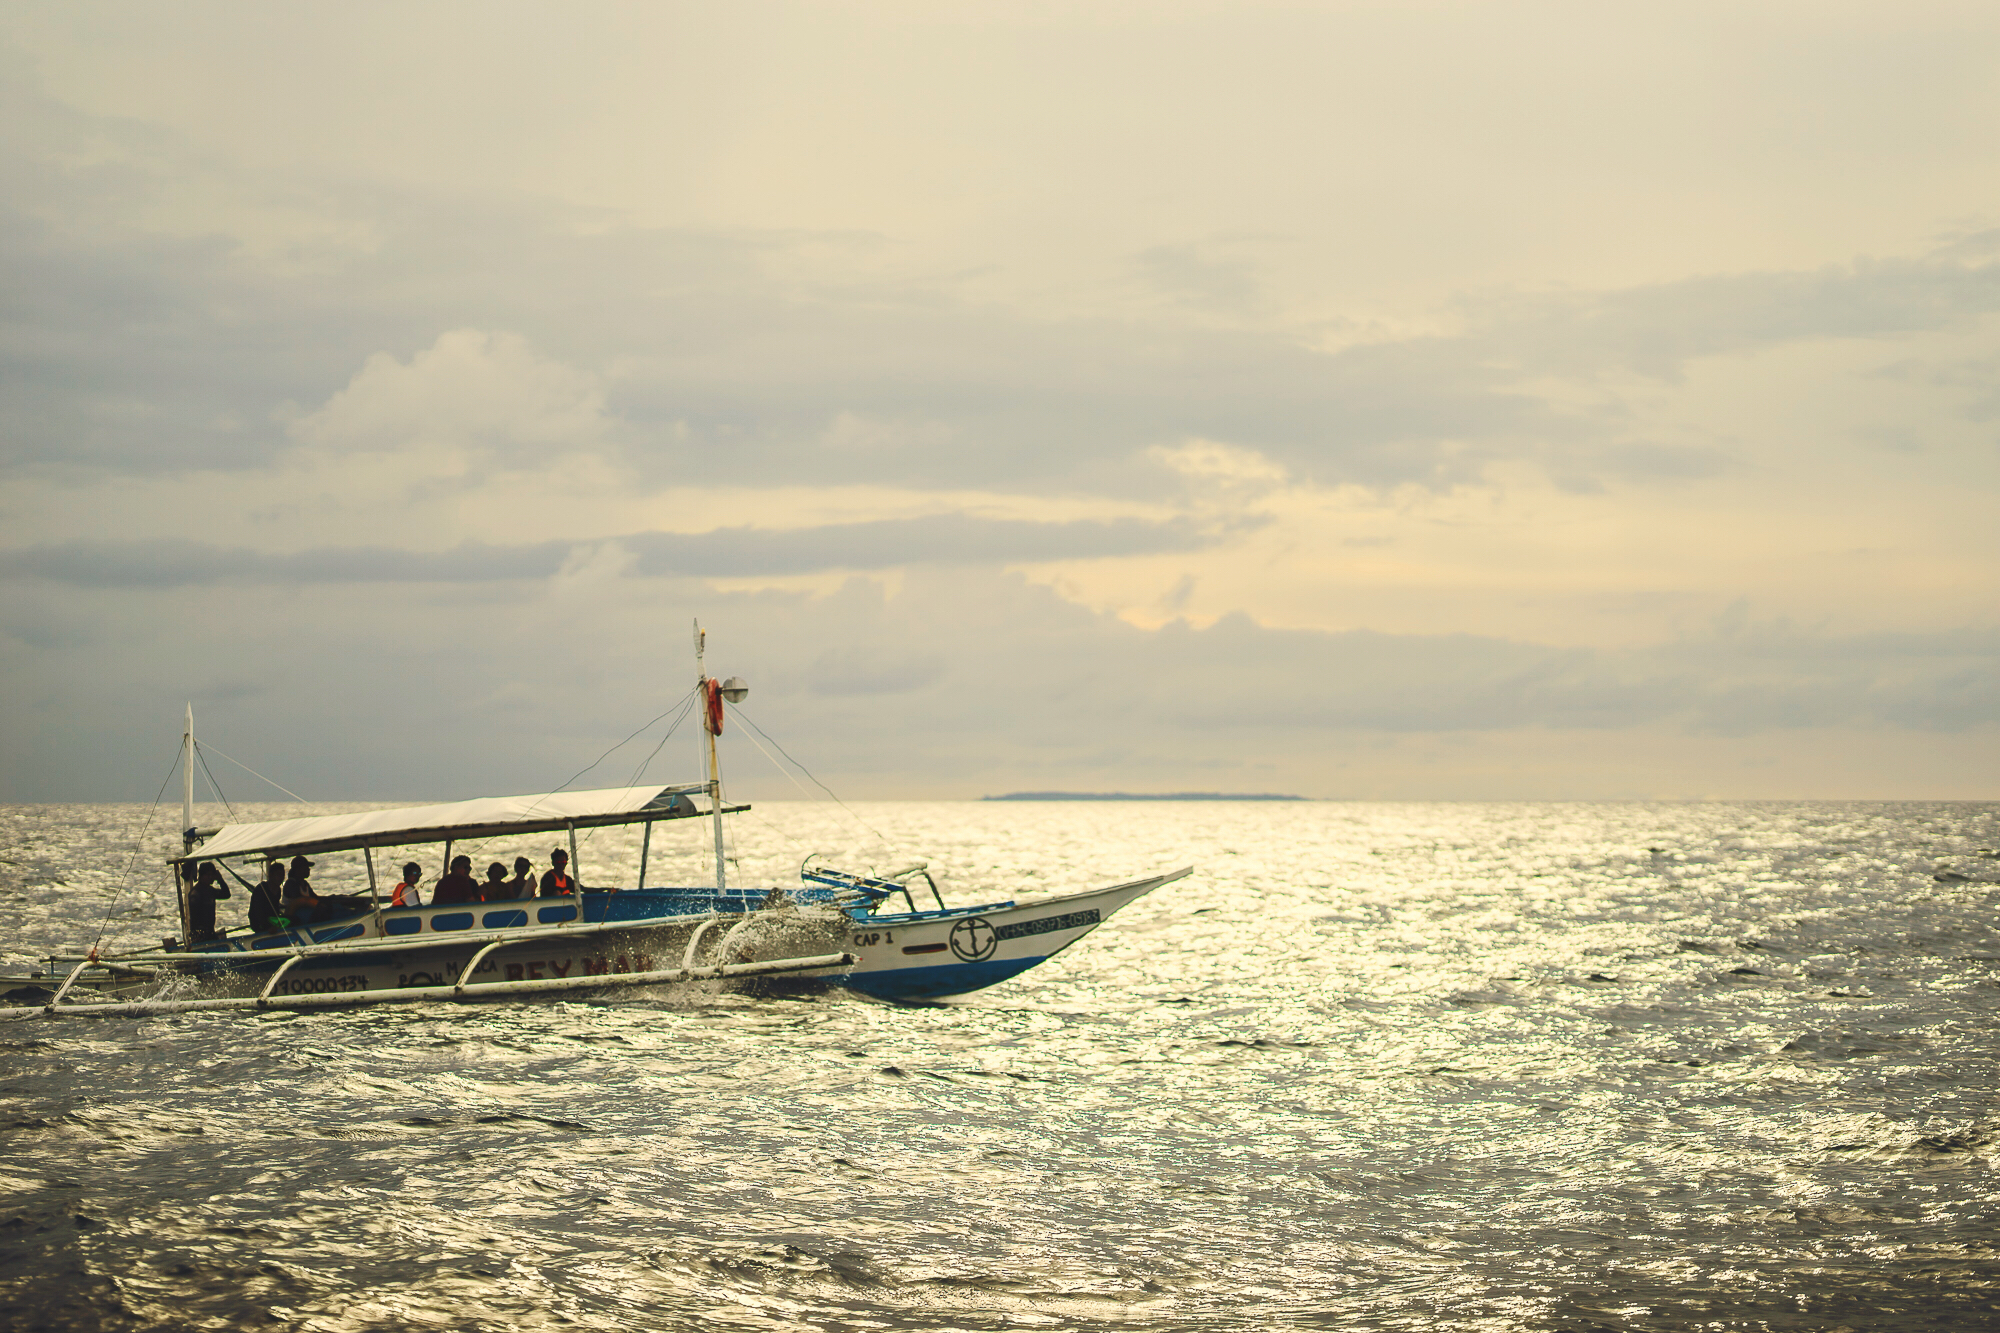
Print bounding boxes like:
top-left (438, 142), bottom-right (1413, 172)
top-left (431, 855), bottom-right (482, 905)
top-left (189, 861), bottom-right (230, 942)
top-left (506, 857), bottom-right (536, 898)
top-left (249, 860), bottom-right (286, 933)
top-left (391, 862), bottom-right (423, 908)
top-left (539, 848), bottom-right (579, 896)
top-left (481, 862), bottom-right (510, 900)
top-left (281, 856), bottom-right (323, 923)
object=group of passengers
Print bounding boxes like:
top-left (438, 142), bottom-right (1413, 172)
top-left (212, 846), bottom-right (584, 934)
top-left (395, 847), bottom-right (581, 908)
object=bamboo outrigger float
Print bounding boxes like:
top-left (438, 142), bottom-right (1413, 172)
top-left (4, 624), bottom-right (1188, 1020)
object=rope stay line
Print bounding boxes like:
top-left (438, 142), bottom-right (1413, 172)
top-left (623, 691), bottom-right (701, 791)
top-left (193, 743), bottom-right (237, 821)
top-left (450, 689), bottom-right (704, 867)
top-left (573, 690), bottom-right (703, 856)
top-left (88, 747), bottom-right (184, 954)
top-left (730, 703), bottom-right (892, 849)
top-left (532, 687), bottom-right (700, 813)
top-left (197, 742), bottom-right (308, 803)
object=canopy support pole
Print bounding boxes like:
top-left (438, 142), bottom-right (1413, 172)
top-left (567, 821), bottom-right (580, 892)
top-left (363, 844), bottom-right (385, 936)
top-left (638, 820), bottom-right (651, 893)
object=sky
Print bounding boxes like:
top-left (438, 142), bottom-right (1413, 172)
top-left (3, 1), bottom-right (1999, 802)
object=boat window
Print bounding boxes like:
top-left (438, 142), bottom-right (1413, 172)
top-left (312, 925), bottom-right (365, 943)
top-left (537, 905), bottom-right (578, 924)
top-left (429, 912), bottom-right (474, 932)
top-left (385, 917), bottom-right (422, 936)
top-left (482, 910), bottom-right (528, 929)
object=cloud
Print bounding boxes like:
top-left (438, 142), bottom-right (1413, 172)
top-left (623, 514), bottom-right (1231, 577)
top-left (0, 514), bottom-right (1230, 586)
top-left (1132, 242), bottom-right (1262, 316)
top-left (0, 538), bottom-right (570, 586)
top-left (283, 329), bottom-right (610, 456)
top-left (8, 60), bottom-right (1997, 507)
top-left (807, 646), bottom-right (948, 696)
top-left (1461, 252), bottom-right (2000, 381)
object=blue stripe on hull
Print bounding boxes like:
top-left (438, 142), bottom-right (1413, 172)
top-left (832, 955), bottom-right (1048, 1001)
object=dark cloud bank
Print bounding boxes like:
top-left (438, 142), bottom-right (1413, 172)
top-left (3, 566), bottom-right (1994, 801)
top-left (0, 515), bottom-right (1223, 586)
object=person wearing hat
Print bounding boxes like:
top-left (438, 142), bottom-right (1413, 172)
top-left (539, 847), bottom-right (579, 896)
top-left (249, 859), bottom-right (286, 933)
top-left (431, 854), bottom-right (482, 905)
top-left (281, 856), bottom-right (323, 924)
top-left (390, 862), bottom-right (424, 908)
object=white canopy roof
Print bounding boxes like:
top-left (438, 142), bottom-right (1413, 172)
top-left (182, 784), bottom-right (709, 862)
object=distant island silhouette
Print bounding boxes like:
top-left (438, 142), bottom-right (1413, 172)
top-left (983, 791), bottom-right (1307, 802)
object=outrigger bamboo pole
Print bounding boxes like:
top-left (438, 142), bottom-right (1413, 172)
top-left (0, 950), bottom-right (857, 1022)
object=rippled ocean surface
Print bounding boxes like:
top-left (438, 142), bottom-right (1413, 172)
top-left (5, 800), bottom-right (2000, 1331)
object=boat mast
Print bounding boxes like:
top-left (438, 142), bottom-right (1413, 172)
top-left (179, 703), bottom-right (197, 947)
top-left (182, 703), bottom-right (196, 854)
top-left (696, 620), bottom-right (726, 891)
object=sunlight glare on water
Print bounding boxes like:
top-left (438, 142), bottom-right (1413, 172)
top-left (4, 799), bottom-right (2000, 1331)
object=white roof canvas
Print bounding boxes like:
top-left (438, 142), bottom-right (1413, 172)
top-left (185, 785), bottom-right (706, 861)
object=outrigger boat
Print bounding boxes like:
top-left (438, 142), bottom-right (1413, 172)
top-left (4, 628), bottom-right (1189, 1020)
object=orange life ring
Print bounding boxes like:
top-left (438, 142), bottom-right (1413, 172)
top-left (704, 679), bottom-right (725, 735)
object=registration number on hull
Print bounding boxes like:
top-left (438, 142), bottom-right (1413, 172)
top-left (273, 974), bottom-right (369, 995)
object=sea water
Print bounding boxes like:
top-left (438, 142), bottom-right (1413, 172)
top-left (2, 799), bottom-right (1999, 1331)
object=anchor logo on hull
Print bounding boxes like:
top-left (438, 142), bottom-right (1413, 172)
top-left (949, 917), bottom-right (997, 961)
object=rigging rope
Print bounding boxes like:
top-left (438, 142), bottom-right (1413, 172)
top-left (623, 691), bottom-right (700, 790)
top-left (538, 687), bottom-right (700, 807)
top-left (729, 703), bottom-right (892, 849)
top-left (575, 690), bottom-right (704, 855)
top-left (87, 747), bottom-right (184, 952)
top-left (193, 743), bottom-right (237, 821)
top-left (197, 742), bottom-right (308, 802)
